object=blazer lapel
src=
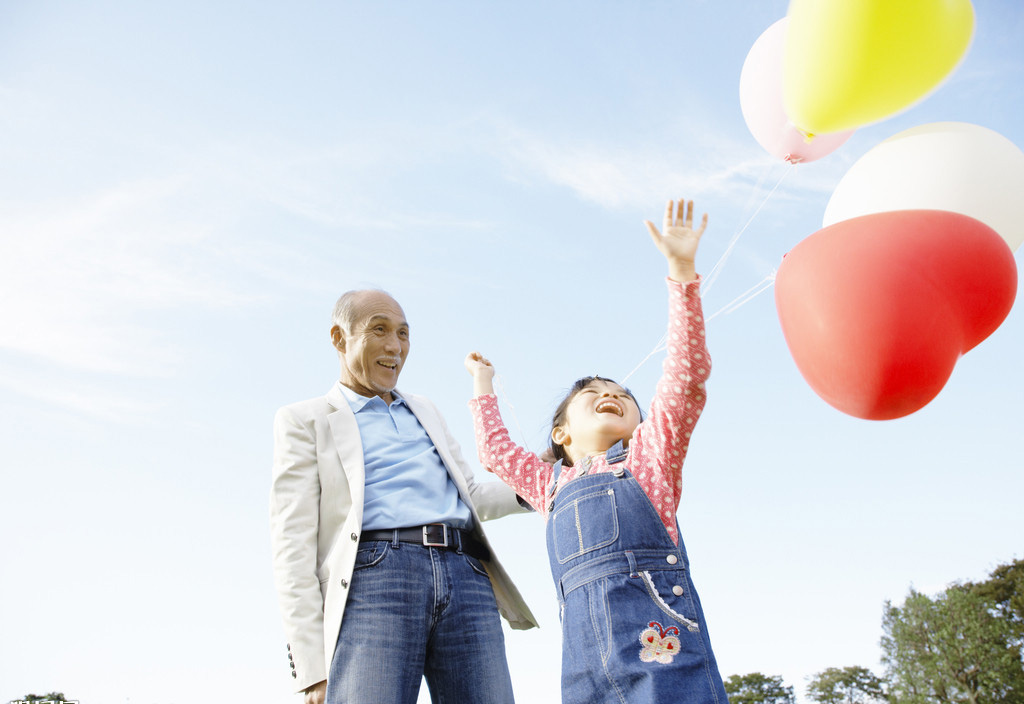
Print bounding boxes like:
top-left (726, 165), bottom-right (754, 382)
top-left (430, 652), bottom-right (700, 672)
top-left (326, 384), bottom-right (366, 495)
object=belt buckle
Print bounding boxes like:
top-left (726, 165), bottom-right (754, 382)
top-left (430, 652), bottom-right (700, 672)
top-left (422, 524), bottom-right (449, 548)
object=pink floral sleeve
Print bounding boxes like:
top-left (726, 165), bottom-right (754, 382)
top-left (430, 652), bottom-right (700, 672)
top-left (627, 277), bottom-right (711, 538)
top-left (469, 395), bottom-right (555, 515)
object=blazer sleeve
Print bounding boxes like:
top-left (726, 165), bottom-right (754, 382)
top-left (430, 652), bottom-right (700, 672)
top-left (269, 404), bottom-right (328, 692)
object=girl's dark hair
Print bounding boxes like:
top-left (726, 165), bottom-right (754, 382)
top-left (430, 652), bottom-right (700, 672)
top-left (549, 376), bottom-right (643, 466)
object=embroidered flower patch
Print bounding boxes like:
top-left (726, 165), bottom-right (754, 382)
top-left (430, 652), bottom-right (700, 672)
top-left (639, 620), bottom-right (681, 664)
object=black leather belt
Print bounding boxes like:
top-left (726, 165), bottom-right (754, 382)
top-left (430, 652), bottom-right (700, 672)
top-left (360, 524), bottom-right (490, 562)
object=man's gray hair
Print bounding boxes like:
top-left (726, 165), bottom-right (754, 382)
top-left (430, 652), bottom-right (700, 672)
top-left (331, 288), bottom-right (394, 336)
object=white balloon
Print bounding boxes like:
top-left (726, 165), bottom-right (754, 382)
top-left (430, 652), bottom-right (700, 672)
top-left (824, 122), bottom-right (1024, 251)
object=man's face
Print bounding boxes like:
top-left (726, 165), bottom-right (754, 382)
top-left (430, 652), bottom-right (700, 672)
top-left (333, 291), bottom-right (410, 401)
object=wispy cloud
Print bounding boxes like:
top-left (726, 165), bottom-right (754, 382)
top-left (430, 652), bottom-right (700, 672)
top-left (483, 115), bottom-right (841, 209)
top-left (0, 176), bottom-right (252, 375)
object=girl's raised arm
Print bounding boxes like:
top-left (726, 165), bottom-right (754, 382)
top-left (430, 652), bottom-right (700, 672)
top-left (465, 351), bottom-right (496, 398)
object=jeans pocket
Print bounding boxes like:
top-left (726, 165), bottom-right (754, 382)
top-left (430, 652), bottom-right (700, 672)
top-left (352, 541), bottom-right (390, 571)
top-left (465, 553), bottom-right (490, 578)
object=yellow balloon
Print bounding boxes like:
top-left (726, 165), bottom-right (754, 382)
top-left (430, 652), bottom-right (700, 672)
top-left (784, 0), bottom-right (974, 135)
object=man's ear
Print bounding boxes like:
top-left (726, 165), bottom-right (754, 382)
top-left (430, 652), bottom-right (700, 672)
top-left (330, 325), bottom-right (345, 353)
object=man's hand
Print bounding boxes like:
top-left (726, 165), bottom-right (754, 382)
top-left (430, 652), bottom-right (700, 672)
top-left (644, 198), bottom-right (708, 283)
top-left (304, 680), bottom-right (326, 704)
top-left (465, 351), bottom-right (497, 397)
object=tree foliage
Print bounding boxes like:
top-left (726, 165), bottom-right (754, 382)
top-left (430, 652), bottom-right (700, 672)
top-left (881, 582), bottom-right (1024, 704)
top-left (724, 672), bottom-right (796, 704)
top-left (966, 559), bottom-right (1024, 645)
top-left (806, 666), bottom-right (886, 704)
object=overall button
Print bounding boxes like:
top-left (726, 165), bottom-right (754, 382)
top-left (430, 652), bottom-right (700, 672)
top-left (666, 554), bottom-right (678, 565)
top-left (672, 585), bottom-right (684, 596)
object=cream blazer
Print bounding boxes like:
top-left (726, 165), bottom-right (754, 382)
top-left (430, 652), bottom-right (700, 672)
top-left (270, 384), bottom-right (538, 692)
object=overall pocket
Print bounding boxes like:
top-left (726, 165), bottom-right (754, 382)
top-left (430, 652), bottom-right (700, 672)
top-left (637, 568), bottom-right (700, 633)
top-left (552, 487), bottom-right (619, 563)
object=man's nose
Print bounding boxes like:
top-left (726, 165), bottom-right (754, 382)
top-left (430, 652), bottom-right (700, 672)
top-left (383, 332), bottom-right (402, 352)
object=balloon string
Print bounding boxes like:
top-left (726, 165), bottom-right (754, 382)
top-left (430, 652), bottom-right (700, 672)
top-left (493, 373), bottom-right (533, 453)
top-left (700, 164), bottom-right (792, 299)
top-left (498, 165), bottom-right (791, 427)
top-left (619, 271), bottom-right (777, 384)
top-left (621, 161), bottom-right (791, 385)
top-left (619, 333), bottom-right (668, 386)
top-left (705, 270), bottom-right (777, 323)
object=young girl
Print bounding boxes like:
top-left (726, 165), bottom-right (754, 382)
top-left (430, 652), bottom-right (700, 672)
top-left (465, 199), bottom-right (728, 704)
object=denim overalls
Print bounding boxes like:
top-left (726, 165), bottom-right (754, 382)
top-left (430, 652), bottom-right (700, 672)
top-left (545, 441), bottom-right (729, 704)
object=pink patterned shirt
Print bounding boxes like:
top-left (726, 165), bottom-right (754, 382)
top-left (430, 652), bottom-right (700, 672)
top-left (469, 277), bottom-right (710, 545)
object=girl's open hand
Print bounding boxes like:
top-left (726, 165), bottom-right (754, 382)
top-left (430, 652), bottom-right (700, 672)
top-left (464, 351), bottom-right (496, 379)
top-left (644, 198), bottom-right (708, 283)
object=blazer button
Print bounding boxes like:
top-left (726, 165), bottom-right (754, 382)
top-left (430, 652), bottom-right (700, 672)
top-left (340, 578), bottom-right (349, 588)
top-left (292, 671), bottom-right (297, 678)
top-left (351, 532), bottom-right (358, 541)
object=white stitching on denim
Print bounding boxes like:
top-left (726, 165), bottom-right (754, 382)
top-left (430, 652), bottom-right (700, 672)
top-left (640, 571), bottom-right (700, 633)
top-left (575, 499), bottom-right (584, 554)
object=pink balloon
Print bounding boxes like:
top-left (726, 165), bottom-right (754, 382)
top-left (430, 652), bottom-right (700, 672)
top-left (740, 19), bottom-right (854, 163)
top-left (775, 210), bottom-right (1017, 420)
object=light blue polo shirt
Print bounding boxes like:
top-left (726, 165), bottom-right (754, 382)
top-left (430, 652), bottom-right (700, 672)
top-left (339, 384), bottom-right (472, 531)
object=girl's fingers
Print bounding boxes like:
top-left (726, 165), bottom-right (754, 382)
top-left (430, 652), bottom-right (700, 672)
top-left (645, 220), bottom-right (664, 250)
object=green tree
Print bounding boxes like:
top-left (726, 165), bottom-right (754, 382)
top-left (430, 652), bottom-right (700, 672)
top-left (725, 672), bottom-right (796, 704)
top-left (11, 694), bottom-right (69, 703)
top-left (806, 666), bottom-right (886, 704)
top-left (966, 559), bottom-right (1024, 644)
top-left (881, 584), bottom-right (1024, 704)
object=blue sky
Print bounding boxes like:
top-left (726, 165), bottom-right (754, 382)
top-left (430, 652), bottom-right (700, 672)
top-left (2, 1), bottom-right (1022, 702)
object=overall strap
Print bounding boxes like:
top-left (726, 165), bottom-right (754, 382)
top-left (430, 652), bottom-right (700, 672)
top-left (547, 459), bottom-right (564, 512)
top-left (606, 439), bottom-right (628, 464)
top-left (548, 459), bottom-right (564, 498)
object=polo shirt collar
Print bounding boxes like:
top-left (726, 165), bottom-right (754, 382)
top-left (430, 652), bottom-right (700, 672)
top-left (337, 382), bottom-right (407, 412)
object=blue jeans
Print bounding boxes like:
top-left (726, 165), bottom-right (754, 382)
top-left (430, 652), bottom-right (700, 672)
top-left (326, 539), bottom-right (515, 704)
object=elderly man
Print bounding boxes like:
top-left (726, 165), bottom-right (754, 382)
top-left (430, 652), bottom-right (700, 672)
top-left (270, 289), bottom-right (536, 704)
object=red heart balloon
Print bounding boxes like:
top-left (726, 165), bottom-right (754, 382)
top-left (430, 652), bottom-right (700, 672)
top-left (775, 210), bottom-right (1017, 420)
